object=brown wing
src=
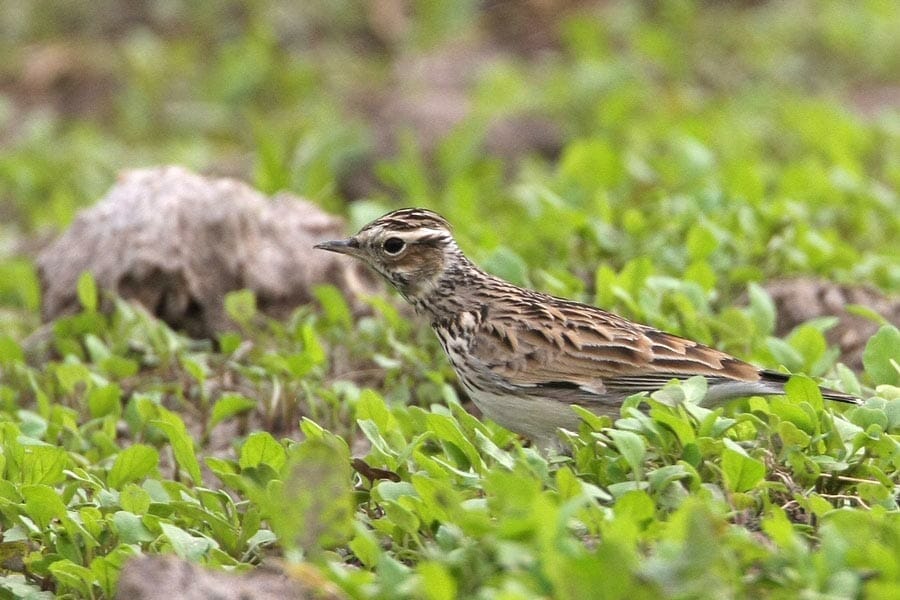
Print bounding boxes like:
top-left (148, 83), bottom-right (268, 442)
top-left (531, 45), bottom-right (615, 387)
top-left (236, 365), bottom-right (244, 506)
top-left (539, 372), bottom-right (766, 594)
top-left (470, 290), bottom-right (761, 398)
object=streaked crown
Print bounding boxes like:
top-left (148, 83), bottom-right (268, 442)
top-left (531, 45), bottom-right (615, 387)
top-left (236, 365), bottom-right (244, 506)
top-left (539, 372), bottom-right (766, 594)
top-left (358, 208), bottom-right (452, 234)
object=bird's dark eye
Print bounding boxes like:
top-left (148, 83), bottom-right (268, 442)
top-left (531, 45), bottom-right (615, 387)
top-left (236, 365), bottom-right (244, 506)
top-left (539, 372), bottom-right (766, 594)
top-left (383, 237), bottom-right (405, 255)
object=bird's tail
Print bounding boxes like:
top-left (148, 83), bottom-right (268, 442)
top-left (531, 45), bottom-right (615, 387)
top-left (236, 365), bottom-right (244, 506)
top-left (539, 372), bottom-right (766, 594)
top-left (759, 370), bottom-right (861, 405)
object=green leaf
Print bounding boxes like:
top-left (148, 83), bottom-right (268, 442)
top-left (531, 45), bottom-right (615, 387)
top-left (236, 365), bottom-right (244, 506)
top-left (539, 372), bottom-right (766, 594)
top-left (77, 271), bottom-right (98, 313)
top-left (100, 355), bottom-right (139, 379)
top-left (747, 283), bottom-right (776, 335)
top-left (766, 337), bottom-right (804, 372)
top-left (150, 408), bottom-right (202, 484)
top-left (425, 412), bottom-right (479, 469)
top-left (180, 354), bottom-right (208, 386)
top-left (218, 332), bottom-right (243, 354)
top-left (761, 506), bottom-right (799, 550)
top-left (87, 383), bottom-right (122, 419)
top-left (418, 561), bottom-right (457, 600)
top-left (259, 436), bottom-right (353, 556)
top-left (784, 375), bottom-right (823, 411)
top-left (49, 559), bottom-right (94, 597)
top-left (54, 362), bottom-right (92, 395)
top-left (0, 336), bottom-right (24, 364)
top-left (313, 285), bottom-right (353, 329)
top-left (721, 439), bottom-right (765, 492)
top-left (787, 324), bottom-right (831, 375)
top-left (348, 522), bottom-right (381, 568)
top-left (224, 289), bottom-right (257, 324)
top-left (649, 405), bottom-right (695, 445)
top-left (844, 304), bottom-right (889, 326)
top-left (681, 375), bottom-right (708, 404)
top-left (21, 484), bottom-right (68, 529)
top-left (608, 430), bottom-right (647, 479)
top-left (21, 446), bottom-right (67, 485)
top-left (614, 489), bottom-right (656, 524)
top-left (119, 484), bottom-right (152, 514)
top-left (239, 432), bottom-right (286, 471)
top-left (355, 389), bottom-right (392, 431)
top-left (0, 573), bottom-right (54, 599)
top-left (686, 222), bottom-right (718, 260)
top-left (862, 325), bottom-right (900, 386)
top-left (160, 523), bottom-right (217, 560)
top-left (210, 393), bottom-right (257, 429)
top-left (108, 444), bottom-right (159, 488)
top-left (0, 259), bottom-right (41, 311)
top-left (91, 545), bottom-right (137, 598)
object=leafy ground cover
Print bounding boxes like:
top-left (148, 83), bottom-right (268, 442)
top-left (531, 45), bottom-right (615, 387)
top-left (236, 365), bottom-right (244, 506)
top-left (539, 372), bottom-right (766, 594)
top-left (1, 1), bottom-right (899, 598)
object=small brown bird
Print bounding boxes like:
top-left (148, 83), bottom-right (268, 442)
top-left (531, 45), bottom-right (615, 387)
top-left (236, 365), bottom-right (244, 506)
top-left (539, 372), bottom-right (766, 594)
top-left (316, 208), bottom-right (859, 448)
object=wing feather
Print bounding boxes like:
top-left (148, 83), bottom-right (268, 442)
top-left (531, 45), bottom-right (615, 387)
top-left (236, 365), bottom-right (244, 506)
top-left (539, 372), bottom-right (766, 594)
top-left (469, 290), bottom-right (762, 399)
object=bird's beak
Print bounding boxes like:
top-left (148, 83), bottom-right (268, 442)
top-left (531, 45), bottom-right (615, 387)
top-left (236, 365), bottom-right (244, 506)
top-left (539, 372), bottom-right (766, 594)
top-left (314, 237), bottom-right (362, 257)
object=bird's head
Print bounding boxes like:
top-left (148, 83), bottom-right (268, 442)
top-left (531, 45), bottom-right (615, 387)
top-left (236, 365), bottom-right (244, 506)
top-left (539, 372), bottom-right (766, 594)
top-left (315, 208), bottom-right (464, 302)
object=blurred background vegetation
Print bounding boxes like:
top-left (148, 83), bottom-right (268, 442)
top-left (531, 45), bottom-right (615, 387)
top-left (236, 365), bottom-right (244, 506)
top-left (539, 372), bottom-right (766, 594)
top-left (2, 0), bottom-right (898, 305)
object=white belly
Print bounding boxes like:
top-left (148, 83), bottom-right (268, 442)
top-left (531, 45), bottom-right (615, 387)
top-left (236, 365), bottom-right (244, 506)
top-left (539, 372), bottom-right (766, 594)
top-left (467, 388), bottom-right (584, 450)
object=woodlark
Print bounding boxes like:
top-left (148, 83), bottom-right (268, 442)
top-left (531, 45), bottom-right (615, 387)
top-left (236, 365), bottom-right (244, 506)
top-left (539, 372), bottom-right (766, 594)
top-left (316, 208), bottom-right (860, 448)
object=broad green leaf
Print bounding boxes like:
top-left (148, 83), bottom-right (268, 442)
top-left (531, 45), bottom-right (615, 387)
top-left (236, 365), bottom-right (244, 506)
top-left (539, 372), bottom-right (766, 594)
top-left (649, 406), bottom-right (695, 445)
top-left (356, 389), bottom-right (392, 431)
top-left (681, 376), bottom-right (709, 404)
top-left (787, 324), bottom-right (831, 375)
top-left (239, 431), bottom-right (286, 471)
top-left (862, 325), bottom-right (900, 386)
top-left (313, 285), bottom-right (353, 329)
top-left (747, 283), bottom-right (776, 335)
top-left (224, 289), bottom-right (257, 323)
top-left (83, 333), bottom-right (110, 363)
top-left (119, 484), bottom-right (152, 514)
top-left (218, 332), bottom-right (243, 354)
top-left (609, 429), bottom-right (647, 479)
top-left (784, 375), bottom-right (823, 411)
top-left (87, 383), bottom-right (122, 419)
top-left (766, 337), bottom-right (804, 373)
top-left (721, 439), bottom-right (765, 492)
top-left (0, 336), bottom-right (24, 364)
top-left (686, 222), bottom-right (718, 260)
top-left (22, 484), bottom-right (68, 529)
top-left (108, 444), bottom-right (159, 488)
top-left (160, 523), bottom-right (217, 560)
top-left (299, 322), bottom-right (326, 367)
top-left (761, 506), bottom-right (799, 550)
top-left (412, 475), bottom-right (462, 524)
top-left (180, 354), bottom-right (208, 385)
top-left (210, 393), bottom-right (257, 429)
top-left (54, 362), bottom-right (92, 395)
top-left (418, 561), bottom-right (457, 600)
top-left (112, 511), bottom-right (155, 544)
top-left (348, 522), bottom-right (381, 568)
top-left (21, 446), bottom-right (67, 485)
top-left (0, 259), bottom-right (41, 311)
top-left (374, 481), bottom-right (417, 503)
top-left (100, 355), bottom-right (139, 378)
top-left (48, 560), bottom-right (93, 597)
top-left (481, 246), bottom-right (528, 287)
top-left (150, 408), bottom-right (201, 484)
top-left (260, 435), bottom-right (353, 556)
top-left (614, 489), bottom-right (655, 524)
top-left (91, 545), bottom-right (137, 598)
top-left (425, 412), bottom-right (479, 470)
top-left (77, 271), bottom-right (98, 313)
top-left (0, 573), bottom-right (54, 599)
